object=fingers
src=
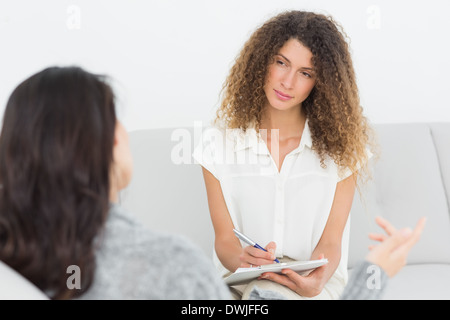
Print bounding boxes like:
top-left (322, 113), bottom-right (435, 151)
top-left (382, 227), bottom-right (413, 251)
top-left (240, 245), bottom-right (276, 266)
top-left (375, 216), bottom-right (397, 236)
top-left (373, 216), bottom-right (426, 240)
top-left (265, 241), bottom-right (277, 258)
top-left (369, 226), bottom-right (412, 253)
top-left (260, 268), bottom-right (324, 298)
top-left (259, 271), bottom-right (298, 292)
top-left (410, 217), bottom-right (427, 243)
top-left (265, 241), bottom-right (277, 251)
top-left (369, 217), bottom-right (427, 255)
top-left (368, 232), bottom-right (387, 242)
top-left (397, 217), bottom-right (427, 254)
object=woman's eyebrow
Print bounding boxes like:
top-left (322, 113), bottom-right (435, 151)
top-left (276, 53), bottom-right (313, 70)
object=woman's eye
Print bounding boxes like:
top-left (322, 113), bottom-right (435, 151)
top-left (276, 60), bottom-right (286, 66)
top-left (301, 72), bottom-right (312, 78)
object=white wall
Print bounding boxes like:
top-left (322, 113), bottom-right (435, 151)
top-left (1, 0), bottom-right (449, 131)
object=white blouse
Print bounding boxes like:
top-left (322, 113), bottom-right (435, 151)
top-left (192, 120), bottom-right (359, 284)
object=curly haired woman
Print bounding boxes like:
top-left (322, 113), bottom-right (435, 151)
top-left (193, 10), bottom-right (375, 299)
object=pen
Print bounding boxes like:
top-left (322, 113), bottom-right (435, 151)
top-left (233, 228), bottom-right (280, 263)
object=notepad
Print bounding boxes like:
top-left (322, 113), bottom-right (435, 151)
top-left (224, 258), bottom-right (328, 286)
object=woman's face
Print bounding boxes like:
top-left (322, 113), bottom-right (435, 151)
top-left (264, 38), bottom-right (316, 113)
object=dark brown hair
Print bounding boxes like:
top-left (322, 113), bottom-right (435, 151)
top-left (0, 66), bottom-right (116, 299)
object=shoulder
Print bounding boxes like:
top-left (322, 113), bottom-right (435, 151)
top-left (192, 125), bottom-right (244, 179)
top-left (100, 204), bottom-right (205, 260)
top-left (301, 147), bottom-right (373, 183)
top-left (193, 125), bottom-right (240, 153)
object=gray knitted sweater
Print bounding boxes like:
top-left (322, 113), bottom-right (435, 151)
top-left (76, 204), bottom-right (231, 300)
top-left (75, 204), bottom-right (388, 300)
top-left (248, 260), bottom-right (389, 300)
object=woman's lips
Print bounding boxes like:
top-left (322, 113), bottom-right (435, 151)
top-left (274, 89), bottom-right (293, 101)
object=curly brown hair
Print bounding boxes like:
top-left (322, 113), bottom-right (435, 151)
top-left (216, 10), bottom-right (376, 182)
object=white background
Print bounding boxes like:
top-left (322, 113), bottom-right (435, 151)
top-left (1, 0), bottom-right (449, 132)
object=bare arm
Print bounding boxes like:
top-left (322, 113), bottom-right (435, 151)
top-left (202, 167), bottom-right (276, 272)
top-left (309, 173), bottom-right (356, 285)
top-left (202, 167), bottom-right (242, 272)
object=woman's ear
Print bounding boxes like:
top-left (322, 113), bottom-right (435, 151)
top-left (111, 121), bottom-right (133, 191)
top-left (113, 125), bottom-right (120, 147)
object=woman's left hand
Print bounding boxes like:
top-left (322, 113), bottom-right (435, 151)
top-left (258, 254), bottom-right (327, 298)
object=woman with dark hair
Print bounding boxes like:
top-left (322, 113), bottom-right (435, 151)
top-left (193, 10), bottom-right (377, 299)
top-left (0, 66), bottom-right (231, 299)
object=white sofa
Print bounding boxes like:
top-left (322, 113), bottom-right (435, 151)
top-left (1, 122), bottom-right (449, 299)
top-left (0, 260), bottom-right (48, 300)
top-left (121, 122), bottom-right (450, 300)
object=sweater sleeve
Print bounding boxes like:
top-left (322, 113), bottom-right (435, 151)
top-left (340, 260), bottom-right (389, 300)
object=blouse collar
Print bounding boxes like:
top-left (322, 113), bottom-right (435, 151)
top-left (234, 119), bottom-right (312, 155)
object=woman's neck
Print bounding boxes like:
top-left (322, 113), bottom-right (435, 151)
top-left (260, 105), bottom-right (306, 139)
top-left (109, 188), bottom-right (119, 204)
top-left (109, 177), bottom-right (121, 204)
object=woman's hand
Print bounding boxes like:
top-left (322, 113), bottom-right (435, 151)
top-left (239, 241), bottom-right (277, 268)
top-left (366, 216), bottom-right (426, 277)
top-left (258, 253), bottom-right (327, 297)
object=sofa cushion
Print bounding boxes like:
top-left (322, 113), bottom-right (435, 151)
top-left (121, 127), bottom-right (215, 257)
top-left (0, 261), bottom-right (48, 300)
top-left (382, 264), bottom-right (450, 300)
top-left (348, 123), bottom-right (450, 268)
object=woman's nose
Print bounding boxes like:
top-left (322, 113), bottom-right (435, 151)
top-left (281, 71), bottom-right (295, 89)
